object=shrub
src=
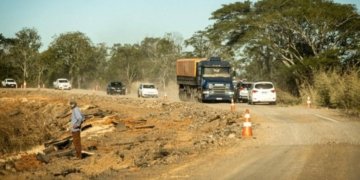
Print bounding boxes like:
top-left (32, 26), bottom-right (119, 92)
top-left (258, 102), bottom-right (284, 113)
top-left (302, 70), bottom-right (360, 116)
top-left (276, 88), bottom-right (301, 105)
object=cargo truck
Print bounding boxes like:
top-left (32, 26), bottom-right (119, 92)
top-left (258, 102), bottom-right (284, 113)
top-left (176, 57), bottom-right (234, 102)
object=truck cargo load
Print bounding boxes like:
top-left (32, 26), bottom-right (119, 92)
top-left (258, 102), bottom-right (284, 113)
top-left (176, 58), bottom-right (206, 77)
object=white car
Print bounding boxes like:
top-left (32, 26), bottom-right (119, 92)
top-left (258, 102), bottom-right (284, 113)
top-left (138, 83), bottom-right (159, 98)
top-left (53, 78), bottom-right (72, 90)
top-left (1, 78), bottom-right (17, 88)
top-left (248, 81), bottom-right (276, 105)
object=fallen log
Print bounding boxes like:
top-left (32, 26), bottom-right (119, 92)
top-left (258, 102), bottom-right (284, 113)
top-left (81, 151), bottom-right (95, 158)
top-left (111, 142), bottom-right (135, 146)
top-left (81, 124), bottom-right (92, 131)
top-left (134, 125), bottom-right (155, 129)
top-left (43, 145), bottom-right (57, 154)
top-left (132, 119), bottom-right (147, 124)
top-left (49, 149), bottom-right (74, 158)
top-left (44, 136), bottom-right (72, 148)
top-left (54, 168), bottom-right (80, 177)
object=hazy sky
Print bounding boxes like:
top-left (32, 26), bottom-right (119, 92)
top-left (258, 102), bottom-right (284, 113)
top-left (0, 0), bottom-right (359, 51)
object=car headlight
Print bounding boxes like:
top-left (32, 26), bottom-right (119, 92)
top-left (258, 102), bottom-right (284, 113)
top-left (203, 90), bottom-right (210, 95)
top-left (227, 91), bottom-right (234, 95)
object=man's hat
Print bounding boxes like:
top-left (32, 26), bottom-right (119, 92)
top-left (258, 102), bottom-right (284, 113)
top-left (70, 99), bottom-right (77, 106)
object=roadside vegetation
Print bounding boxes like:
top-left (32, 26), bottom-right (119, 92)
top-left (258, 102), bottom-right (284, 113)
top-left (0, 0), bottom-right (359, 115)
top-left (310, 70), bottom-right (360, 116)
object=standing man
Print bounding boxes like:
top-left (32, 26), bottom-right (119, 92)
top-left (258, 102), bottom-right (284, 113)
top-left (70, 99), bottom-right (84, 159)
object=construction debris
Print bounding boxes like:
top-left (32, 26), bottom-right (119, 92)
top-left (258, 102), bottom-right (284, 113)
top-left (0, 89), bottom-right (245, 179)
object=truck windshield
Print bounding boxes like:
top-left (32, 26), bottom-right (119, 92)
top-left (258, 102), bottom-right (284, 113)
top-left (203, 67), bottom-right (230, 78)
top-left (59, 80), bottom-right (68, 83)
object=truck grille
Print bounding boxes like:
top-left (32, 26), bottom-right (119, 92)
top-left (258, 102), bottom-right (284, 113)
top-left (213, 86), bottom-right (226, 94)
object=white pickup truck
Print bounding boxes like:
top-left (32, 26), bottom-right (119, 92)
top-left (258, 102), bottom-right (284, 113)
top-left (1, 78), bottom-right (17, 88)
top-left (53, 78), bottom-right (72, 90)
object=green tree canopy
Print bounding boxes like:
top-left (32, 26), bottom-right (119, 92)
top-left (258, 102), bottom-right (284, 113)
top-left (189, 0), bottom-right (360, 94)
top-left (48, 31), bottom-right (94, 88)
top-left (10, 28), bottom-right (41, 85)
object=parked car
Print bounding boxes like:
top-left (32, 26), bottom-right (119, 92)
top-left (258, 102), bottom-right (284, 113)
top-left (138, 83), bottom-right (159, 98)
top-left (234, 81), bottom-right (252, 102)
top-left (53, 78), bottom-right (71, 90)
top-left (106, 81), bottom-right (126, 95)
top-left (1, 78), bottom-right (17, 88)
top-left (248, 81), bottom-right (276, 105)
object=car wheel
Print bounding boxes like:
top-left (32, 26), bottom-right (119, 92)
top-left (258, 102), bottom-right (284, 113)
top-left (248, 100), bottom-right (254, 105)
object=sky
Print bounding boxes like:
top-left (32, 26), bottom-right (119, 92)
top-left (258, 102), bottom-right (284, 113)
top-left (0, 0), bottom-right (359, 51)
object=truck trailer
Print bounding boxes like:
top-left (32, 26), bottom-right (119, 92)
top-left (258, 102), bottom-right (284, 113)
top-left (176, 57), bottom-right (234, 102)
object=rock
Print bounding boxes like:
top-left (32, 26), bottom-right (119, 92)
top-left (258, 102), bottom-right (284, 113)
top-left (9, 110), bottom-right (21, 116)
top-left (36, 153), bottom-right (50, 164)
top-left (228, 133), bottom-right (236, 138)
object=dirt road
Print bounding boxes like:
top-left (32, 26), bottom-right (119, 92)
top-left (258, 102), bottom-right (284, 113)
top-left (1, 88), bottom-right (359, 179)
top-left (160, 103), bottom-right (360, 179)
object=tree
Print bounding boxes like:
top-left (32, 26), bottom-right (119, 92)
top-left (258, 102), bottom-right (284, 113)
top-left (141, 34), bottom-right (182, 90)
top-left (89, 43), bottom-right (109, 88)
top-left (198, 0), bottom-right (360, 93)
top-left (0, 34), bottom-right (17, 79)
top-left (34, 50), bottom-right (54, 87)
top-left (49, 32), bottom-right (93, 88)
top-left (10, 28), bottom-right (41, 85)
top-left (108, 44), bottom-right (144, 91)
top-left (184, 30), bottom-right (212, 57)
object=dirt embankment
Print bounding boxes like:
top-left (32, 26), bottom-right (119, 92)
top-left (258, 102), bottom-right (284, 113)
top-left (0, 89), bottom-right (245, 179)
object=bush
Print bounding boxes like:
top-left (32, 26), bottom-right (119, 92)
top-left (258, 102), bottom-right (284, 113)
top-left (276, 88), bottom-right (301, 105)
top-left (302, 70), bottom-right (360, 116)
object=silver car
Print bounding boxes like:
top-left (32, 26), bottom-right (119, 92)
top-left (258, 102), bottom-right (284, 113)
top-left (235, 82), bottom-right (252, 102)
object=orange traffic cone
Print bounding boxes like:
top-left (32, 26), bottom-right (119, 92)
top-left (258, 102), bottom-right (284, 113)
top-left (242, 121), bottom-right (253, 137)
top-left (242, 109), bottom-right (253, 137)
top-left (230, 99), bottom-right (235, 112)
top-left (244, 109), bottom-right (251, 122)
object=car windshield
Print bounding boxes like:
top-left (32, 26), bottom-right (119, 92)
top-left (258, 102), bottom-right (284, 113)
top-left (111, 82), bottom-right (122, 87)
top-left (238, 83), bottom-right (252, 89)
top-left (59, 80), bottom-right (68, 83)
top-left (7, 79), bottom-right (15, 82)
top-left (242, 83), bottom-right (252, 88)
top-left (143, 84), bottom-right (155, 89)
top-left (255, 83), bottom-right (273, 89)
top-left (203, 67), bottom-right (230, 78)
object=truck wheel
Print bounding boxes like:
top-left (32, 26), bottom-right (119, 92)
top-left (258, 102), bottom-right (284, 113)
top-left (179, 91), bottom-right (186, 101)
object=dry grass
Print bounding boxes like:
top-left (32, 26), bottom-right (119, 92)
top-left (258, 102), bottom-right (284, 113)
top-left (301, 70), bottom-right (360, 116)
top-left (0, 95), bottom-right (65, 155)
top-left (276, 88), bottom-right (301, 105)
